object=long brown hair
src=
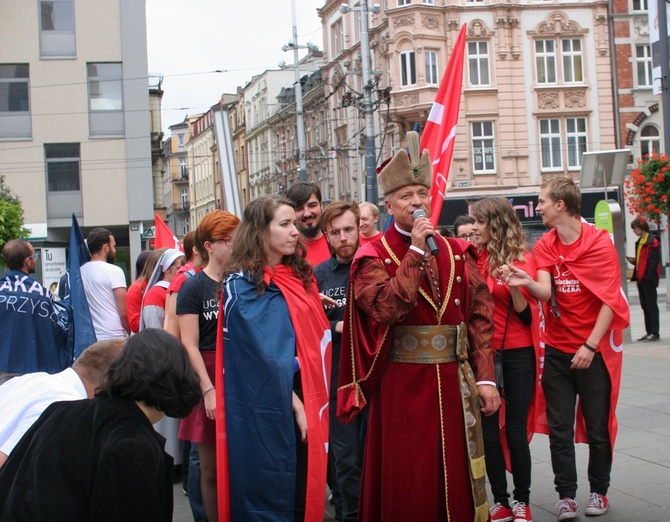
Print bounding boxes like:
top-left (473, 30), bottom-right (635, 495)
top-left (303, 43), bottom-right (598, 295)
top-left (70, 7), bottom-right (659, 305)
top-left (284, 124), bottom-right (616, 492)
top-left (223, 196), bottom-right (312, 294)
top-left (471, 197), bottom-right (527, 276)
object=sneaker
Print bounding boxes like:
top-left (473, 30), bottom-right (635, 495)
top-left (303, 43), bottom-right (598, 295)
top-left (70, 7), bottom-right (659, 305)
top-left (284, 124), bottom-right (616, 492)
top-left (585, 492), bottom-right (609, 516)
top-left (512, 501), bottom-right (533, 522)
top-left (490, 502), bottom-right (514, 522)
top-left (644, 334), bottom-right (660, 342)
top-left (556, 498), bottom-right (579, 521)
top-left (637, 334), bottom-right (651, 341)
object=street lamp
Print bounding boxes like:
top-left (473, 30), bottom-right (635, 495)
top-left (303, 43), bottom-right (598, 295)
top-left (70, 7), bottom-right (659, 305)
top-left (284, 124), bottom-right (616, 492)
top-left (339, 1), bottom-right (382, 203)
top-left (280, 2), bottom-right (319, 183)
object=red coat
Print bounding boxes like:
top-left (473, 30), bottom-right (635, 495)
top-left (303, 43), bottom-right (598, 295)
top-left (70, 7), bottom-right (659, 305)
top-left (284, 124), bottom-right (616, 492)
top-left (338, 226), bottom-right (494, 522)
top-left (633, 233), bottom-right (661, 286)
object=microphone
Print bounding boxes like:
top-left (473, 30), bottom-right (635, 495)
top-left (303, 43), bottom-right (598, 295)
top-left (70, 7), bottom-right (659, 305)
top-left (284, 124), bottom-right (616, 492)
top-left (412, 209), bottom-right (439, 256)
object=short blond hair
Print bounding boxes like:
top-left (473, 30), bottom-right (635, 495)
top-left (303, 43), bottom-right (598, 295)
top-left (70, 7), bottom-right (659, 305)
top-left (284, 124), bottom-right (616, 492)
top-left (359, 201), bottom-right (380, 218)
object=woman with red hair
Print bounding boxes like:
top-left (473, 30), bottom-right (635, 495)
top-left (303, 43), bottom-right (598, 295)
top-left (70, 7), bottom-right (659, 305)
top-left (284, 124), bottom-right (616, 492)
top-left (177, 210), bottom-right (239, 522)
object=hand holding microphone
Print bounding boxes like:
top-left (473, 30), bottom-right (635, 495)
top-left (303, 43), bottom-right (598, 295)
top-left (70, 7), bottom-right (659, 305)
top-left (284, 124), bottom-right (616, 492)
top-left (412, 209), bottom-right (439, 256)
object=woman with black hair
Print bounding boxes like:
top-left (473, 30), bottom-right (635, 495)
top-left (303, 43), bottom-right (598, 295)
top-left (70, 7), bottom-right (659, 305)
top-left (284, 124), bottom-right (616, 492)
top-left (0, 329), bottom-right (201, 522)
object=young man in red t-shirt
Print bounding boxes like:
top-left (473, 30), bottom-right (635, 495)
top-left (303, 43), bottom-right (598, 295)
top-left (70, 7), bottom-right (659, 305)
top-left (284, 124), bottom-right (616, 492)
top-left (507, 177), bottom-right (629, 521)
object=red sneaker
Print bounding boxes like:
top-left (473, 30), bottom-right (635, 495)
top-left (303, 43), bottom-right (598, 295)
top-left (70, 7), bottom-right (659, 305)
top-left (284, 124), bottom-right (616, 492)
top-left (585, 492), bottom-right (609, 516)
top-left (512, 501), bottom-right (533, 522)
top-left (490, 502), bottom-right (514, 522)
top-left (556, 497), bottom-right (579, 521)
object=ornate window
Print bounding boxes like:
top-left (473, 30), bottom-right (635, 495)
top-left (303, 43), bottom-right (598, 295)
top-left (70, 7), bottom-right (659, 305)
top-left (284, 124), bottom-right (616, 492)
top-left (471, 121), bottom-right (496, 173)
top-left (531, 14), bottom-right (586, 86)
top-left (566, 117), bottom-right (587, 168)
top-left (562, 39), bottom-right (583, 83)
top-left (400, 50), bottom-right (416, 87)
top-left (632, 0), bottom-right (648, 12)
top-left (535, 40), bottom-right (557, 84)
top-left (425, 50), bottom-right (439, 85)
top-left (539, 117), bottom-right (588, 171)
top-left (640, 125), bottom-right (661, 157)
top-left (468, 41), bottom-right (490, 86)
top-left (636, 45), bottom-right (653, 87)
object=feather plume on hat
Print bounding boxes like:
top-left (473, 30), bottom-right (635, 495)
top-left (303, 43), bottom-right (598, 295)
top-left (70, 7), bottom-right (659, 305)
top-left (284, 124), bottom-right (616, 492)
top-left (377, 131), bottom-right (432, 196)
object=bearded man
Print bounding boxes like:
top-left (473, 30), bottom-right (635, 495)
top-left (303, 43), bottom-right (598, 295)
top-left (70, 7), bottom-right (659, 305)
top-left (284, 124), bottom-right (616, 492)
top-left (80, 228), bottom-right (129, 340)
top-left (285, 182), bottom-right (331, 266)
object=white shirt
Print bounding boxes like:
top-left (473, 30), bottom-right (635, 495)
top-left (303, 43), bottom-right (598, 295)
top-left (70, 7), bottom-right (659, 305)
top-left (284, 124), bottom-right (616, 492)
top-left (80, 260), bottom-right (128, 340)
top-left (0, 368), bottom-right (87, 456)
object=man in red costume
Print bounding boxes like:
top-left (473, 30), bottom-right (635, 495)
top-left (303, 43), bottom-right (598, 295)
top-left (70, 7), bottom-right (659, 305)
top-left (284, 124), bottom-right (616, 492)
top-left (337, 131), bottom-right (498, 522)
top-left (508, 177), bottom-right (629, 521)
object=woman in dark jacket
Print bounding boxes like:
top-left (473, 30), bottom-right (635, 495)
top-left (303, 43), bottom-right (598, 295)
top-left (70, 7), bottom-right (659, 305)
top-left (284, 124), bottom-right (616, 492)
top-left (0, 329), bottom-right (201, 522)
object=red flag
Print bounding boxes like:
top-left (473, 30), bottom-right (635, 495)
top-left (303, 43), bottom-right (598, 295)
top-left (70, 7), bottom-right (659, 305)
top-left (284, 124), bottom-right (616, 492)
top-left (215, 293), bottom-right (231, 521)
top-left (420, 24), bottom-right (467, 226)
top-left (154, 213), bottom-right (184, 252)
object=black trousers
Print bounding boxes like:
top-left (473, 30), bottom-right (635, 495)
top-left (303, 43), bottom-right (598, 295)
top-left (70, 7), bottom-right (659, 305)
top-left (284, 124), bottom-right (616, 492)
top-left (638, 279), bottom-right (660, 336)
top-left (482, 347), bottom-right (535, 506)
top-left (328, 398), bottom-right (364, 521)
top-left (542, 346), bottom-right (612, 499)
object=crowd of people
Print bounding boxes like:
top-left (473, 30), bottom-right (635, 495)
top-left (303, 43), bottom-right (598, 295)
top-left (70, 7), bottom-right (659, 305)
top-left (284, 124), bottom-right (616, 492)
top-left (0, 130), bottom-right (635, 522)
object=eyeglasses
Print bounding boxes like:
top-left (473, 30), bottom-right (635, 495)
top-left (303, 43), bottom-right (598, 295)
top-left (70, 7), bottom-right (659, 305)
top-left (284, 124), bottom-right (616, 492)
top-left (457, 233), bottom-right (476, 240)
top-left (26, 252), bottom-right (40, 260)
top-left (208, 237), bottom-right (233, 246)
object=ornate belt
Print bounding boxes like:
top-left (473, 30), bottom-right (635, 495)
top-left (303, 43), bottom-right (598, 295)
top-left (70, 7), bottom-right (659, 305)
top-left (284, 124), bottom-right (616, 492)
top-left (389, 325), bottom-right (459, 364)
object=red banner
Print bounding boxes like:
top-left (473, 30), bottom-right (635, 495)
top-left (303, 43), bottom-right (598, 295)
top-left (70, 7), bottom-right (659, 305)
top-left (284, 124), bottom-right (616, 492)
top-left (420, 24), bottom-right (467, 226)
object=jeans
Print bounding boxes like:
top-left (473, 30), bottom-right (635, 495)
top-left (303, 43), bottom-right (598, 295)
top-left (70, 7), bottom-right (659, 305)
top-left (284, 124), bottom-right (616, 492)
top-left (542, 346), bottom-right (612, 499)
top-left (187, 443), bottom-right (207, 522)
top-left (482, 347), bottom-right (535, 506)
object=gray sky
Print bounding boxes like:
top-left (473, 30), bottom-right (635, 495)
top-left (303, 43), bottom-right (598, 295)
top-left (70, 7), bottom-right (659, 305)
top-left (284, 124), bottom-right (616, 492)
top-left (145, 0), bottom-right (324, 132)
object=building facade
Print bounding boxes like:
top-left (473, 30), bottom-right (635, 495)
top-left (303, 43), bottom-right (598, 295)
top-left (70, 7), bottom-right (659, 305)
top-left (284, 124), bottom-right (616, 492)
top-left (188, 110), bottom-right (217, 225)
top-left (244, 68), bottom-right (305, 200)
top-left (163, 119), bottom-right (194, 239)
top-left (149, 74), bottom-right (165, 221)
top-left (229, 93), bottom-right (250, 209)
top-left (319, 0), bottom-right (618, 220)
top-left (611, 0), bottom-right (660, 160)
top-left (0, 0), bottom-right (154, 278)
top-left (268, 67), bottom-right (332, 201)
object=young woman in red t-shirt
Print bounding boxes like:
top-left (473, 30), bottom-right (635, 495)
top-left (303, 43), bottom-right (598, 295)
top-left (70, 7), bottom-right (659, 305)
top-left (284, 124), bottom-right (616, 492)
top-left (471, 197), bottom-right (538, 522)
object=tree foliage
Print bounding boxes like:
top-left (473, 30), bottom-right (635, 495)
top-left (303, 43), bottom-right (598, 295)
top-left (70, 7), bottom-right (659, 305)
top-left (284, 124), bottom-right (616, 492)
top-left (0, 176), bottom-right (30, 266)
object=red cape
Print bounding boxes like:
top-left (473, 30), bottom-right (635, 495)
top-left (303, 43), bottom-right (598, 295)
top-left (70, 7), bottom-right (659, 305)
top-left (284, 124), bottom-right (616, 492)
top-left (532, 223), bottom-right (630, 447)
